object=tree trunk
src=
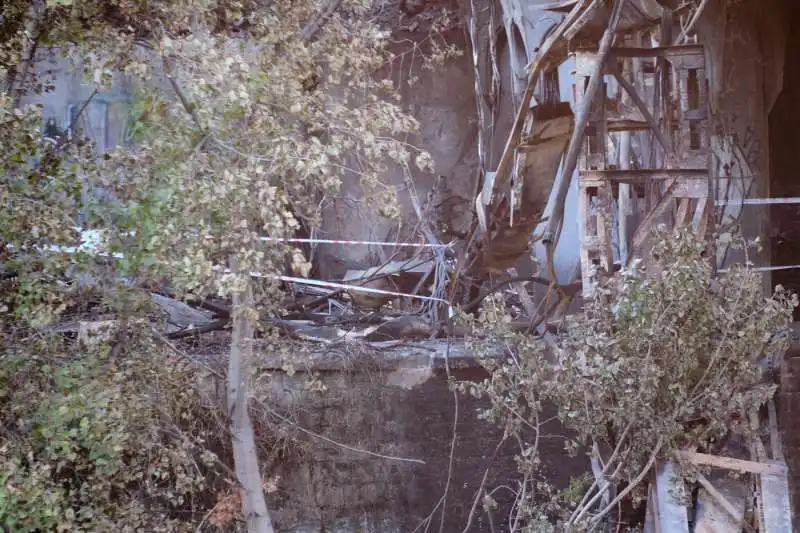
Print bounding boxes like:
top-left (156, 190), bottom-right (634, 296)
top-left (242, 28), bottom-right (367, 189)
top-left (8, 0), bottom-right (45, 106)
top-left (228, 265), bottom-right (275, 533)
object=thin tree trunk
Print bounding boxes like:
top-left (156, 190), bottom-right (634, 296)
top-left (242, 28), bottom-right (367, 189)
top-left (228, 261), bottom-right (275, 533)
top-left (8, 0), bottom-right (45, 106)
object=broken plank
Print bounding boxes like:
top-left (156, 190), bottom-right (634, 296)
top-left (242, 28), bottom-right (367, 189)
top-left (692, 195), bottom-right (710, 236)
top-left (767, 399), bottom-right (784, 461)
top-left (611, 65), bottom-right (672, 154)
top-left (580, 168), bottom-right (707, 183)
top-left (675, 198), bottom-right (692, 228)
top-left (674, 451), bottom-right (787, 475)
top-left (759, 462), bottom-right (793, 533)
top-left (610, 44), bottom-right (704, 59)
top-left (716, 197), bottom-right (800, 205)
top-left (630, 182), bottom-right (680, 253)
top-left (562, 0), bottom-right (600, 41)
top-left (654, 461), bottom-right (690, 533)
top-left (606, 118), bottom-right (652, 132)
top-left (694, 472), bottom-right (750, 533)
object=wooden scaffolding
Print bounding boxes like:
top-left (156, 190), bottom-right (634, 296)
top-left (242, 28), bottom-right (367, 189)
top-left (575, 40), bottom-right (712, 295)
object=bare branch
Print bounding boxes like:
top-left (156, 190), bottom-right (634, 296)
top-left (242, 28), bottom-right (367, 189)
top-left (228, 258), bottom-right (276, 533)
top-left (300, 0), bottom-right (344, 43)
top-left (8, 0), bottom-right (45, 107)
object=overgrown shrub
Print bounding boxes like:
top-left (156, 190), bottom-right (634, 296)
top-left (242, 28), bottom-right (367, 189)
top-left (0, 331), bottom-right (229, 532)
top-left (462, 229), bottom-right (796, 531)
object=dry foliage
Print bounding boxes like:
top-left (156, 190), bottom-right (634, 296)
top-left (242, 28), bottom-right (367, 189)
top-left (1, 0), bottom-right (440, 531)
top-left (461, 229), bottom-right (796, 531)
top-left (0, 331), bottom-right (230, 531)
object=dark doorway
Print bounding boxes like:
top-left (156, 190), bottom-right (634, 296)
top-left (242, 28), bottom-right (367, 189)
top-left (769, 0), bottom-right (800, 319)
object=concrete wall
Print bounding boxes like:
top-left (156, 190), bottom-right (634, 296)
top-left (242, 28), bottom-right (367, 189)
top-left (20, 50), bottom-right (133, 152)
top-left (228, 343), bottom-right (588, 532)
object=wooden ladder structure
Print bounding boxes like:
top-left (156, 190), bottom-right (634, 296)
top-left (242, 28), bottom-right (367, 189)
top-left (575, 40), bottom-right (712, 297)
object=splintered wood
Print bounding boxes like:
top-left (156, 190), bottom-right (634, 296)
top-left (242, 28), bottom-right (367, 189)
top-left (645, 451), bottom-right (793, 532)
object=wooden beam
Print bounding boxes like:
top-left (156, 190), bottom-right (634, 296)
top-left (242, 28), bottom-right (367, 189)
top-left (580, 168), bottom-right (707, 182)
top-left (692, 195), bottom-right (710, 236)
top-left (611, 66), bottom-right (672, 155)
top-left (767, 399), bottom-right (784, 461)
top-left (759, 463), bottom-right (793, 533)
top-left (654, 461), bottom-right (690, 533)
top-left (675, 198), bottom-right (692, 228)
top-left (674, 451), bottom-right (787, 476)
top-left (629, 181), bottom-right (680, 252)
top-left (694, 472), bottom-right (751, 533)
top-left (607, 119), bottom-right (652, 132)
top-left (609, 44), bottom-right (705, 58)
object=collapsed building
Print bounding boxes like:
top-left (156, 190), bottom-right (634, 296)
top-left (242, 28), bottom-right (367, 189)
top-left (16, 0), bottom-right (800, 530)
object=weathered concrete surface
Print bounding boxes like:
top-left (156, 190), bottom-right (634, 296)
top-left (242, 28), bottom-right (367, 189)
top-left (696, 0), bottom-right (776, 281)
top-left (196, 341), bottom-right (588, 533)
top-left (702, 0), bottom-right (800, 518)
top-left (316, 22), bottom-right (482, 279)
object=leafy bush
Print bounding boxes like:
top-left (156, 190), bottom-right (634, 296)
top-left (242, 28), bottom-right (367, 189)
top-left (0, 332), bottom-right (227, 532)
top-left (462, 229), bottom-right (796, 531)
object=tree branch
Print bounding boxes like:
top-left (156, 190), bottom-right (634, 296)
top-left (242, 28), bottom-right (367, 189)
top-left (8, 0), bottom-right (46, 107)
top-left (228, 258), bottom-right (275, 533)
top-left (299, 0), bottom-right (344, 43)
top-left (589, 438), bottom-right (664, 529)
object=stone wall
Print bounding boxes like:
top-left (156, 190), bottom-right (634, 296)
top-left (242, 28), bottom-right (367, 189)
top-left (212, 342), bottom-right (589, 532)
